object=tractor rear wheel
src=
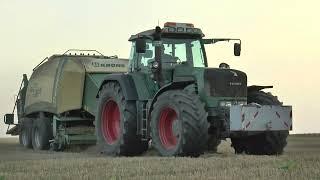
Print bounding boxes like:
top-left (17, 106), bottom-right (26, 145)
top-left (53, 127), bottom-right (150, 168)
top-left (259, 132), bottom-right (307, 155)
top-left (20, 118), bottom-right (33, 148)
top-left (96, 82), bottom-right (148, 156)
top-left (231, 91), bottom-right (289, 155)
top-left (150, 89), bottom-right (208, 157)
top-left (32, 117), bottom-right (52, 150)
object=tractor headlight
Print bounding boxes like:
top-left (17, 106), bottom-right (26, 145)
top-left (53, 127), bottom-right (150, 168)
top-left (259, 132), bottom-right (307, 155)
top-left (237, 101), bottom-right (247, 106)
top-left (219, 101), bottom-right (232, 107)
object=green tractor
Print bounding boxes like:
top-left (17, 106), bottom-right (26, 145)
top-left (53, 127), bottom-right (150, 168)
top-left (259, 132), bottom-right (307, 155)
top-left (95, 22), bottom-right (292, 156)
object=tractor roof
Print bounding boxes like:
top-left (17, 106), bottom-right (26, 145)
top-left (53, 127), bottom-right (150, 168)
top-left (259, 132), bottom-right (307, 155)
top-left (128, 29), bottom-right (155, 41)
top-left (129, 22), bottom-right (204, 41)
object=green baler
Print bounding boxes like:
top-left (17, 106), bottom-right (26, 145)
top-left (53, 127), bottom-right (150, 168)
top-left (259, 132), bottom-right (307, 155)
top-left (4, 50), bottom-right (128, 150)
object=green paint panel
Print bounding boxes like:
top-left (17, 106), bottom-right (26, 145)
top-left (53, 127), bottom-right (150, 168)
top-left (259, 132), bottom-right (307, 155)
top-left (130, 72), bottom-right (159, 100)
top-left (66, 134), bottom-right (96, 145)
top-left (83, 73), bottom-right (109, 115)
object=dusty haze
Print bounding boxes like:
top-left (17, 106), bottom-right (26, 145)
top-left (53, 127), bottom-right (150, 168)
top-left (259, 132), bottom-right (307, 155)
top-left (0, 0), bottom-right (319, 136)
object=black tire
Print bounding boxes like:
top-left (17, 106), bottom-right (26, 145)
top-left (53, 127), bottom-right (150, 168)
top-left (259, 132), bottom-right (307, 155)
top-left (19, 134), bottom-right (23, 145)
top-left (231, 91), bottom-right (289, 155)
top-left (50, 142), bottom-right (65, 152)
top-left (20, 118), bottom-right (33, 148)
top-left (207, 132), bottom-right (221, 153)
top-left (32, 117), bottom-right (52, 150)
top-left (96, 82), bottom-right (148, 156)
top-left (19, 126), bottom-right (23, 145)
top-left (150, 88), bottom-right (208, 157)
top-left (186, 84), bottom-right (220, 153)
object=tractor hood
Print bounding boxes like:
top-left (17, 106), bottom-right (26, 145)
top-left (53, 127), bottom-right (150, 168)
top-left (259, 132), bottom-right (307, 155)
top-left (173, 66), bottom-right (247, 98)
top-left (203, 68), bottom-right (247, 97)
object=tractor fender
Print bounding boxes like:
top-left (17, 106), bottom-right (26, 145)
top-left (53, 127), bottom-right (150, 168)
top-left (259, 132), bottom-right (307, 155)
top-left (148, 80), bottom-right (195, 118)
top-left (97, 73), bottom-right (138, 100)
top-left (248, 85), bottom-right (273, 93)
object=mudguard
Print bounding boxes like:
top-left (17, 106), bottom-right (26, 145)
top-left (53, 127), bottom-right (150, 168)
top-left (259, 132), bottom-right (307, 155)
top-left (97, 73), bottom-right (138, 100)
top-left (148, 81), bottom-right (194, 118)
top-left (247, 85), bottom-right (273, 93)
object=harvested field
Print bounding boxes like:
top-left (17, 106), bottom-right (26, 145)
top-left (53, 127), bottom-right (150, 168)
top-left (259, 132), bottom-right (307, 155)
top-left (0, 135), bottom-right (319, 180)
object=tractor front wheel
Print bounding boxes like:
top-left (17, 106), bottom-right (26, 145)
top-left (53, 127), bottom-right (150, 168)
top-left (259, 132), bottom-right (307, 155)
top-left (150, 89), bottom-right (208, 157)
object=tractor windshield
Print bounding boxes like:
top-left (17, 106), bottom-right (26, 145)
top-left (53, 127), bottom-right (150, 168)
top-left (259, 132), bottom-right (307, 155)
top-left (129, 38), bottom-right (206, 71)
top-left (161, 38), bottom-right (206, 68)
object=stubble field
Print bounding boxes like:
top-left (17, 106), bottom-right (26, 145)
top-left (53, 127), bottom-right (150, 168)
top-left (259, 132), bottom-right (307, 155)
top-left (0, 134), bottom-right (319, 180)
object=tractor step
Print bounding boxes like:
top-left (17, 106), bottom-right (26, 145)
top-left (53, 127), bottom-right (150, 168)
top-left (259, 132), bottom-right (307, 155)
top-left (137, 101), bottom-right (149, 140)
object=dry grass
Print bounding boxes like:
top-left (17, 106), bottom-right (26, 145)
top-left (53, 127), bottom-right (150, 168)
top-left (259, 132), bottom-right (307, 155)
top-left (0, 135), bottom-right (320, 180)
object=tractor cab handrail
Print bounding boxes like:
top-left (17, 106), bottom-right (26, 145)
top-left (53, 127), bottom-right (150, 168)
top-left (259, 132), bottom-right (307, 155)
top-left (202, 38), bottom-right (241, 44)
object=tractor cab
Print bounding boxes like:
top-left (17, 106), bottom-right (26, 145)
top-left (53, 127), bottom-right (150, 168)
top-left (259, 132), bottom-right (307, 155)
top-left (129, 22), bottom-right (207, 70)
top-left (128, 22), bottom-right (242, 86)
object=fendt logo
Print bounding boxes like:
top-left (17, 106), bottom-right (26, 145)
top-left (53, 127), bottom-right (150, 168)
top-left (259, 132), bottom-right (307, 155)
top-left (91, 62), bottom-right (125, 68)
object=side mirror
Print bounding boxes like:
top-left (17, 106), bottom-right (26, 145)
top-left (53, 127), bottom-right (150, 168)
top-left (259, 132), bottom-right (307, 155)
top-left (135, 39), bottom-right (146, 53)
top-left (4, 114), bottom-right (14, 125)
top-left (234, 43), bottom-right (241, 56)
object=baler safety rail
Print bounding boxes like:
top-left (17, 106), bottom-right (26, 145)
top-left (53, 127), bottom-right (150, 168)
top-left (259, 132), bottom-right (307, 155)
top-left (33, 50), bottom-right (119, 71)
top-left (63, 49), bottom-right (105, 56)
top-left (33, 57), bottom-right (49, 71)
top-left (230, 105), bottom-right (292, 131)
top-left (63, 49), bottom-right (119, 59)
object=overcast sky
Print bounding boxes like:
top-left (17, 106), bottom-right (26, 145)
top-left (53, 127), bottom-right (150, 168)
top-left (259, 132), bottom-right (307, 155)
top-left (0, 0), bottom-right (319, 136)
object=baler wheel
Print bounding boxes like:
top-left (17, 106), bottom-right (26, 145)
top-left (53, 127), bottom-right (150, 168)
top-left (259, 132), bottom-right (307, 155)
top-left (31, 117), bottom-right (52, 150)
top-left (20, 118), bottom-right (33, 148)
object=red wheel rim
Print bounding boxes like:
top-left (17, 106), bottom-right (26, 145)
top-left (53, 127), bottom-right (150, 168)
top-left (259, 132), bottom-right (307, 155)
top-left (101, 100), bottom-right (120, 144)
top-left (158, 107), bottom-right (178, 149)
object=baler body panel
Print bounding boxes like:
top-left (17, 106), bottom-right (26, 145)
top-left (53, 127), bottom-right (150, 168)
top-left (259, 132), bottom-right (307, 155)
top-left (24, 55), bottom-right (128, 116)
top-left (56, 58), bottom-right (86, 114)
top-left (24, 57), bottom-right (60, 114)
